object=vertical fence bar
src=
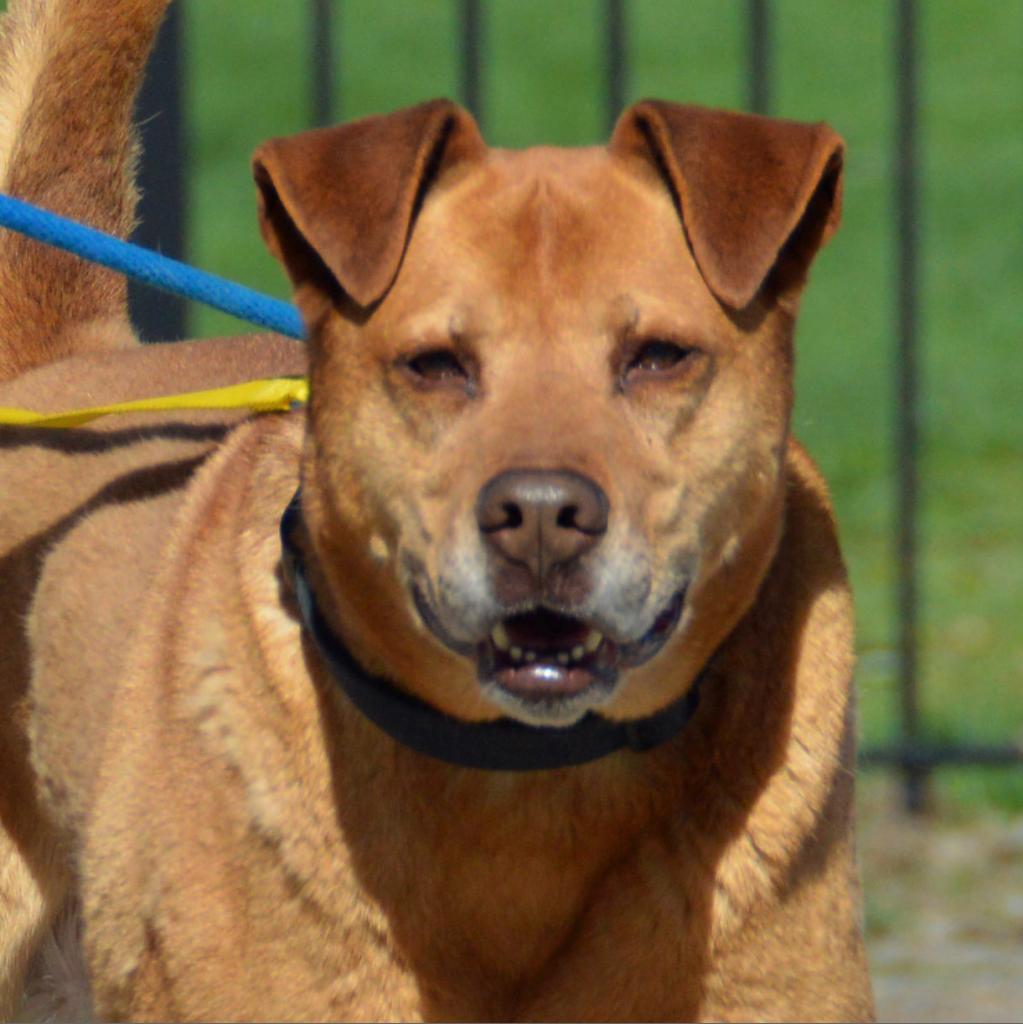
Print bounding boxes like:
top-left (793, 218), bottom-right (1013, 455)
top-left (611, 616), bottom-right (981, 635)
top-left (129, 4), bottom-right (187, 342)
top-left (605, 0), bottom-right (627, 134)
top-left (893, 0), bottom-right (926, 813)
top-left (460, 0), bottom-right (484, 127)
top-left (310, 0), bottom-right (336, 127)
top-left (747, 0), bottom-right (771, 114)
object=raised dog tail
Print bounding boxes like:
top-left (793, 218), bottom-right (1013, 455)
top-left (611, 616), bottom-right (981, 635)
top-left (0, 0), bottom-right (172, 382)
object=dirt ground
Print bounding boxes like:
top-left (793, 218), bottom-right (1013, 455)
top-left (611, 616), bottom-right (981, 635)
top-left (858, 779), bottom-right (1023, 1023)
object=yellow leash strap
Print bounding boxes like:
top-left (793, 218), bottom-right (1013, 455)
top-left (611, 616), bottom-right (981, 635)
top-left (0, 376), bottom-right (309, 429)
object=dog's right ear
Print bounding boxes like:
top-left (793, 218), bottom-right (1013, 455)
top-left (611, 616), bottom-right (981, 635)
top-left (253, 99), bottom-right (484, 312)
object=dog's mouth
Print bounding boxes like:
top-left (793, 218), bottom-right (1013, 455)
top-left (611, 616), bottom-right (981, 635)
top-left (477, 608), bottom-right (614, 702)
top-left (411, 570), bottom-right (686, 716)
top-left (476, 591), bottom-right (686, 709)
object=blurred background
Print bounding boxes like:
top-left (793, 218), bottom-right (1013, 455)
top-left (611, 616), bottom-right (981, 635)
top-left (109, 0), bottom-right (1023, 1018)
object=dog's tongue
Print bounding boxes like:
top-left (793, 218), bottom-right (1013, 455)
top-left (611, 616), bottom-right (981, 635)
top-left (504, 609), bottom-right (589, 652)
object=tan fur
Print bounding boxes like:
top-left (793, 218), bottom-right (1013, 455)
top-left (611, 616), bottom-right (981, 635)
top-left (0, 0), bottom-right (167, 381)
top-left (0, 0), bottom-right (57, 185)
top-left (0, 1), bottom-right (874, 1020)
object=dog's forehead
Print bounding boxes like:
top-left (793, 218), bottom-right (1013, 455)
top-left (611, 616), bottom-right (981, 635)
top-left (387, 143), bottom-right (718, 332)
top-left (432, 144), bottom-right (678, 241)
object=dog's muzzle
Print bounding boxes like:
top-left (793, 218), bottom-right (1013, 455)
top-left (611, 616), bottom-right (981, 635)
top-left (412, 468), bottom-right (688, 720)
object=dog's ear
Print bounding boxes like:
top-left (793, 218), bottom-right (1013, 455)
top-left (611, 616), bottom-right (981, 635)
top-left (253, 99), bottom-right (485, 309)
top-left (610, 100), bottom-right (844, 310)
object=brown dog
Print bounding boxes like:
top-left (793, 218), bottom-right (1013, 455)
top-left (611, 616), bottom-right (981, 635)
top-left (0, 0), bottom-right (874, 1020)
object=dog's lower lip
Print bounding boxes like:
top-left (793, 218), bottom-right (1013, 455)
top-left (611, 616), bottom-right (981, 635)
top-left (493, 662), bottom-right (606, 699)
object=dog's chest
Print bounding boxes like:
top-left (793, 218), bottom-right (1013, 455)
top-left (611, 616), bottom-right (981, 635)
top-left (328, 768), bottom-right (704, 1019)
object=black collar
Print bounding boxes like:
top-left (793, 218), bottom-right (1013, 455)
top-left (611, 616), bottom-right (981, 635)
top-left (279, 492), bottom-right (702, 771)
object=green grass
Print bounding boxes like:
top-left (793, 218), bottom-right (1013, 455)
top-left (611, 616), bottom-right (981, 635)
top-left (187, 1), bottom-right (1018, 808)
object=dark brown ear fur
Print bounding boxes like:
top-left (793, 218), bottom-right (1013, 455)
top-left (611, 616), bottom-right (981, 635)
top-left (610, 100), bottom-right (844, 309)
top-left (253, 99), bottom-right (484, 309)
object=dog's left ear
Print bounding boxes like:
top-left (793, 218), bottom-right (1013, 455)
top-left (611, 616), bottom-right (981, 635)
top-left (610, 100), bottom-right (844, 310)
top-left (253, 99), bottom-right (484, 311)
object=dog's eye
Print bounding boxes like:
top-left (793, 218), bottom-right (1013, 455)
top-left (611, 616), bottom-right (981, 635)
top-left (404, 348), bottom-right (469, 384)
top-left (625, 340), bottom-right (693, 377)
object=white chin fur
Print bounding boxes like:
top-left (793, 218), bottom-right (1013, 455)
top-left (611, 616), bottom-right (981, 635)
top-left (482, 678), bottom-right (616, 728)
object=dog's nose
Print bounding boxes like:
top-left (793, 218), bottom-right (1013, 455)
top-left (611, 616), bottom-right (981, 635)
top-left (476, 469), bottom-right (609, 583)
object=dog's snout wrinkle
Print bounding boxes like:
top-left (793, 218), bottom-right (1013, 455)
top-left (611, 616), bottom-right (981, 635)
top-left (476, 470), bottom-right (608, 588)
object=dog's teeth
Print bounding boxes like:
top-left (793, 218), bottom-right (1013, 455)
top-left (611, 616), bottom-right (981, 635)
top-left (557, 652), bottom-right (570, 665)
top-left (583, 629), bottom-right (603, 653)
top-left (491, 623), bottom-right (511, 651)
top-left (571, 645), bottom-right (585, 661)
top-left (524, 651), bottom-right (537, 663)
top-left (510, 646), bottom-right (523, 662)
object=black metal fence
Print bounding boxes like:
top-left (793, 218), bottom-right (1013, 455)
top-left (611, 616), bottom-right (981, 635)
top-left (129, 0), bottom-right (1022, 812)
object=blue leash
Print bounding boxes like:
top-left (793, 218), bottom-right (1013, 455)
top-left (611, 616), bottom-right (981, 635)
top-left (0, 192), bottom-right (306, 340)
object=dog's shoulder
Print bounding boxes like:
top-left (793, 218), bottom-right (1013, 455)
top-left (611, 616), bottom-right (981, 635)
top-left (23, 343), bottom-right (306, 841)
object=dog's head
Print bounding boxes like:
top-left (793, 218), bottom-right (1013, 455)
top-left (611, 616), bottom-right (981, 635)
top-left (253, 99), bottom-right (843, 727)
